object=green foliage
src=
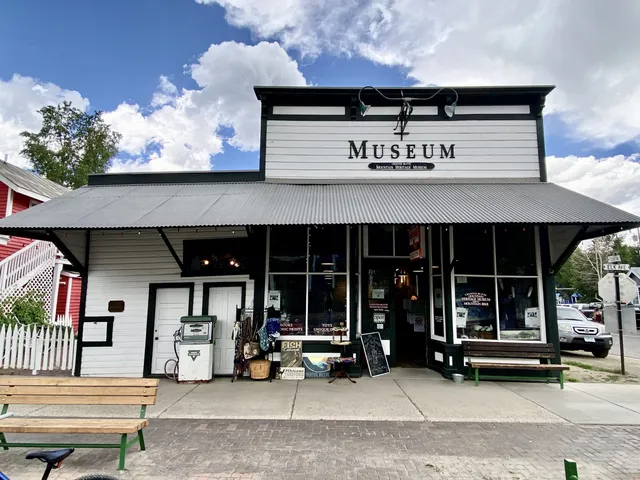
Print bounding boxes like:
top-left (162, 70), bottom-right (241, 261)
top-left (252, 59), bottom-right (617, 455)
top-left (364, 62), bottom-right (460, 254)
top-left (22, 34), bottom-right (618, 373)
top-left (555, 234), bottom-right (640, 303)
top-left (0, 291), bottom-right (49, 327)
top-left (20, 101), bottom-right (122, 189)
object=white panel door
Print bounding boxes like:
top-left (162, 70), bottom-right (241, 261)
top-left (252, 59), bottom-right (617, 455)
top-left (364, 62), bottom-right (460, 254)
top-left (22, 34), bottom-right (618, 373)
top-left (151, 287), bottom-right (191, 375)
top-left (208, 286), bottom-right (242, 375)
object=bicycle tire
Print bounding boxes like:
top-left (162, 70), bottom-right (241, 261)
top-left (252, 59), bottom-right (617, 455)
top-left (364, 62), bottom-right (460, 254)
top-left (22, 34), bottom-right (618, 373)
top-left (74, 475), bottom-right (120, 480)
top-left (164, 358), bottom-right (178, 381)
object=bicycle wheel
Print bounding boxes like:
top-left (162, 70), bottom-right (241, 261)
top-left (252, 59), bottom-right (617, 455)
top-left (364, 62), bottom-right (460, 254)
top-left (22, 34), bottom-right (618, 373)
top-left (164, 358), bottom-right (178, 381)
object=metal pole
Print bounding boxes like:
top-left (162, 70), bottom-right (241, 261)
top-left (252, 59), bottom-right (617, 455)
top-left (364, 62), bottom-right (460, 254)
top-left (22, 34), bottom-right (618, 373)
top-left (614, 272), bottom-right (626, 375)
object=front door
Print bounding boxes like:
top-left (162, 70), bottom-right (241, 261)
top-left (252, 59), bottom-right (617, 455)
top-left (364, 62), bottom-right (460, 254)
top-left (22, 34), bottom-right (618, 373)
top-left (151, 287), bottom-right (191, 375)
top-left (207, 285), bottom-right (243, 375)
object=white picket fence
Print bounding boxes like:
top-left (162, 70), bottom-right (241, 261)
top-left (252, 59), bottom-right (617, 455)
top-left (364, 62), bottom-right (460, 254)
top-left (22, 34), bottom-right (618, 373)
top-left (52, 314), bottom-right (73, 328)
top-left (0, 323), bottom-right (76, 374)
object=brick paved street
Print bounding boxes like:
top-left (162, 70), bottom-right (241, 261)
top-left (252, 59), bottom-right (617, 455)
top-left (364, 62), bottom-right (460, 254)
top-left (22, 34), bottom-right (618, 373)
top-left (2, 420), bottom-right (640, 480)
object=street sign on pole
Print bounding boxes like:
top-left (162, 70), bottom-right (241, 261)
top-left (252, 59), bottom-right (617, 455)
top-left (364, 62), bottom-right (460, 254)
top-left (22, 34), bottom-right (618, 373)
top-left (603, 263), bottom-right (630, 272)
top-left (598, 273), bottom-right (637, 304)
top-left (608, 255), bottom-right (622, 263)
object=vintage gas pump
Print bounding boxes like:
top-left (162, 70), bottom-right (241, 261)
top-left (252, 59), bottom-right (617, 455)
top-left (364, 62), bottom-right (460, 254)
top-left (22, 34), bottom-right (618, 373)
top-left (177, 315), bottom-right (216, 382)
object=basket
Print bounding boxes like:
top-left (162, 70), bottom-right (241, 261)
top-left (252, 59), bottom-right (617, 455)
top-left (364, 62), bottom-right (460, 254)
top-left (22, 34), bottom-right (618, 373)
top-left (250, 359), bottom-right (271, 380)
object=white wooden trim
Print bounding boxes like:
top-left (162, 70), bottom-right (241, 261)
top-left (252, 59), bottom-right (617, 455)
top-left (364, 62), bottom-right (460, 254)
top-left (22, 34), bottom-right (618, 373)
top-left (366, 106), bottom-right (438, 115)
top-left (5, 187), bottom-right (13, 217)
top-left (535, 226), bottom-right (547, 343)
top-left (272, 106), bottom-right (345, 115)
top-left (65, 277), bottom-right (73, 317)
top-left (455, 105), bottom-right (530, 115)
top-left (357, 225), bottom-right (362, 335)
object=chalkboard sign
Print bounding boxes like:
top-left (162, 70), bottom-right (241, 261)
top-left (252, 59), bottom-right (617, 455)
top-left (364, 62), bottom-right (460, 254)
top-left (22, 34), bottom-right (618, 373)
top-left (360, 332), bottom-right (390, 377)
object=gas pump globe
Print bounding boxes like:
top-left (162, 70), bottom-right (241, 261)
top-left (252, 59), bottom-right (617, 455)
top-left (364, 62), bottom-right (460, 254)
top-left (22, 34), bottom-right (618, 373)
top-left (177, 315), bottom-right (216, 382)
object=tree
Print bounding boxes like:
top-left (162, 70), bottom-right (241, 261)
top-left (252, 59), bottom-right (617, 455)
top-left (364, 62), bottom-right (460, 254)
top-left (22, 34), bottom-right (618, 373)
top-left (20, 102), bottom-right (121, 189)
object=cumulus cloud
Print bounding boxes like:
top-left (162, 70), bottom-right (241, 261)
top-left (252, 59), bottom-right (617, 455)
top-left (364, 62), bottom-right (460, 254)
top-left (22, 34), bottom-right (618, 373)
top-left (201, 0), bottom-right (640, 149)
top-left (0, 74), bottom-right (89, 168)
top-left (105, 41), bottom-right (306, 172)
top-left (548, 154), bottom-right (640, 215)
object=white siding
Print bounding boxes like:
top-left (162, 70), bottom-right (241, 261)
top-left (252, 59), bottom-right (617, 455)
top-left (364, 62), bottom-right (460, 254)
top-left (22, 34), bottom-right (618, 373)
top-left (454, 105), bottom-right (530, 115)
top-left (81, 227), bottom-right (254, 377)
top-left (265, 120), bottom-right (540, 180)
top-left (272, 106), bottom-right (345, 115)
top-left (56, 230), bottom-right (86, 269)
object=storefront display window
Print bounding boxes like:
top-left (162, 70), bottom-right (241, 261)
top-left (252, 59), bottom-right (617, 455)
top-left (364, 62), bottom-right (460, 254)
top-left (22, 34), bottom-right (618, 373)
top-left (183, 238), bottom-right (249, 276)
top-left (453, 225), bottom-right (493, 275)
top-left (498, 278), bottom-right (540, 340)
top-left (267, 226), bottom-right (349, 337)
top-left (365, 225), bottom-right (411, 257)
top-left (308, 275), bottom-right (347, 335)
top-left (496, 226), bottom-right (536, 276)
top-left (455, 277), bottom-right (497, 340)
top-left (267, 275), bottom-right (306, 335)
top-left (309, 225), bottom-right (346, 272)
top-left (269, 226), bottom-right (307, 272)
top-left (452, 225), bottom-right (543, 342)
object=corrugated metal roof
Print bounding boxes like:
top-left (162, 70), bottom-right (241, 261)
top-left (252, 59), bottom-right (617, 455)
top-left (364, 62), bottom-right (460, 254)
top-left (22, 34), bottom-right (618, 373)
top-left (0, 161), bottom-right (69, 199)
top-left (0, 181), bottom-right (638, 229)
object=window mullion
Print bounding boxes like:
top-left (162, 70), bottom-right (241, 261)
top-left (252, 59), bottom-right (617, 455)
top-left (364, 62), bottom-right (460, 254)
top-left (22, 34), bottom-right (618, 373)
top-left (306, 226), bottom-right (310, 336)
top-left (493, 226), bottom-right (500, 341)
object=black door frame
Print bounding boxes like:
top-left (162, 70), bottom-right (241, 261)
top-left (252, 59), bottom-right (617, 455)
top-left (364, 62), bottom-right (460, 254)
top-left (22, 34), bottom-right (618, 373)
top-left (143, 282), bottom-right (195, 377)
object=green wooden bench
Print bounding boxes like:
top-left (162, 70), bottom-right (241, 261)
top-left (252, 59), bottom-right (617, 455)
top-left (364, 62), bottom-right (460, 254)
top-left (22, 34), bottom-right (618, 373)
top-left (0, 376), bottom-right (158, 470)
top-left (463, 341), bottom-right (569, 389)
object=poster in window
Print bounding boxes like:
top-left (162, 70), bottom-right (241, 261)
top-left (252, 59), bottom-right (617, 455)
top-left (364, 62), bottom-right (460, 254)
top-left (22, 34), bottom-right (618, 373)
top-left (268, 290), bottom-right (281, 310)
top-left (413, 315), bottom-right (426, 332)
top-left (525, 307), bottom-right (540, 328)
top-left (435, 288), bottom-right (443, 308)
top-left (456, 307), bottom-right (468, 327)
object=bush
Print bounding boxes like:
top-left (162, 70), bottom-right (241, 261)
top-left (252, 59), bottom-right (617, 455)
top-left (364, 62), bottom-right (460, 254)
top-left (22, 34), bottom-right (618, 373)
top-left (0, 291), bottom-right (49, 327)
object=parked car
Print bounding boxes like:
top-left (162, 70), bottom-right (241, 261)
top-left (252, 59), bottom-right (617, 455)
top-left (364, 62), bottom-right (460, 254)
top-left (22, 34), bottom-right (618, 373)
top-left (557, 306), bottom-right (613, 358)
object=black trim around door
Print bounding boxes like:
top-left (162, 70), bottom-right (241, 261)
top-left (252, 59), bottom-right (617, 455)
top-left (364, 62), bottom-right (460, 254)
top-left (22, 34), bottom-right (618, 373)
top-left (143, 283), bottom-right (195, 377)
top-left (202, 282), bottom-right (247, 315)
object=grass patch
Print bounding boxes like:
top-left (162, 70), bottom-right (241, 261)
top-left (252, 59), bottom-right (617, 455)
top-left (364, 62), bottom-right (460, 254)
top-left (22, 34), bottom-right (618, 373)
top-left (565, 361), bottom-right (622, 374)
top-left (565, 361), bottom-right (594, 370)
top-left (566, 377), bottom-right (580, 383)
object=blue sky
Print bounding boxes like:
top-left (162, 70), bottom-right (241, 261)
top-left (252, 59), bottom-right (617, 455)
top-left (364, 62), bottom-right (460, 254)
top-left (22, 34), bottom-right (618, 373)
top-left (0, 1), bottom-right (638, 213)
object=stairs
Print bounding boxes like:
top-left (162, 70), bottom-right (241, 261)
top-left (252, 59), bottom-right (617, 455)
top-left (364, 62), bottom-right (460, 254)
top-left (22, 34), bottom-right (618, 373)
top-left (0, 240), bottom-right (58, 313)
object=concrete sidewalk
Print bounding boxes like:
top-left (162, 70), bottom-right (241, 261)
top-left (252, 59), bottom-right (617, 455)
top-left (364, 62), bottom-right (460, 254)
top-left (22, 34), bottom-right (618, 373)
top-left (9, 368), bottom-right (640, 425)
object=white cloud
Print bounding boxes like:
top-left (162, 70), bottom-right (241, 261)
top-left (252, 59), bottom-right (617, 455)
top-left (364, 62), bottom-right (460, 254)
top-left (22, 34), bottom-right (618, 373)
top-left (105, 41), bottom-right (306, 171)
top-left (201, 0), bottom-right (640, 149)
top-left (0, 74), bottom-right (89, 168)
top-left (547, 154), bottom-right (640, 216)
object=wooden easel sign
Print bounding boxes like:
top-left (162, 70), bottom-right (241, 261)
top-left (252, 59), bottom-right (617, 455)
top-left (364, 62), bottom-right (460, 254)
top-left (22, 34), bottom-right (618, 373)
top-left (360, 332), bottom-right (390, 377)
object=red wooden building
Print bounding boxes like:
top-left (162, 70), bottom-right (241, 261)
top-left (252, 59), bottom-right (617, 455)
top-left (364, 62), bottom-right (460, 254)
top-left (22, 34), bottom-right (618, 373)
top-left (0, 160), bottom-right (81, 329)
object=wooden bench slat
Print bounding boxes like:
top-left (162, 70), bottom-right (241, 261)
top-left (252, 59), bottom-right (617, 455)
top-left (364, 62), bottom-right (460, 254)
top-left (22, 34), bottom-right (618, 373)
top-left (0, 386), bottom-right (158, 396)
top-left (0, 377), bottom-right (159, 387)
top-left (0, 395), bottom-right (157, 405)
top-left (465, 352), bottom-right (555, 359)
top-left (0, 418), bottom-right (148, 434)
top-left (463, 344), bottom-right (555, 351)
top-left (468, 363), bottom-right (569, 371)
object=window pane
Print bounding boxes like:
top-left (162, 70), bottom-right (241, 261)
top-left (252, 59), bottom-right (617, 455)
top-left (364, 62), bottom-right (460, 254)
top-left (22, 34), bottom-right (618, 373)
top-left (268, 275), bottom-right (306, 335)
top-left (308, 275), bottom-right (347, 335)
top-left (455, 276), bottom-right (497, 340)
top-left (498, 278), bottom-right (541, 341)
top-left (309, 225), bottom-right (346, 272)
top-left (183, 238), bottom-right (249, 276)
top-left (453, 225), bottom-right (494, 275)
top-left (432, 275), bottom-right (445, 338)
top-left (496, 226), bottom-right (537, 276)
top-left (269, 226), bottom-right (307, 272)
top-left (367, 225), bottom-right (393, 256)
top-left (394, 225), bottom-right (411, 257)
top-left (431, 227), bottom-right (441, 272)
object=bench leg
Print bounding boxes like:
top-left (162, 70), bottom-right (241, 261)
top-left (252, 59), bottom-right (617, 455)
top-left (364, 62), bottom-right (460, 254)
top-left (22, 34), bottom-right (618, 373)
top-left (137, 429), bottom-right (146, 451)
top-left (474, 368), bottom-right (479, 386)
top-left (0, 433), bottom-right (7, 451)
top-left (560, 371), bottom-right (565, 390)
top-left (119, 434), bottom-right (127, 471)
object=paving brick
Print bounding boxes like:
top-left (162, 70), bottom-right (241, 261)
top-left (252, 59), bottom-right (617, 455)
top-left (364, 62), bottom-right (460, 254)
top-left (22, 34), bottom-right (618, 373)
top-left (1, 420), bottom-right (640, 479)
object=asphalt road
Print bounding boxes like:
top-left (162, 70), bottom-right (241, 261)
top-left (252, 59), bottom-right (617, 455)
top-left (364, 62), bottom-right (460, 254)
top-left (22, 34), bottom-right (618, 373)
top-left (610, 332), bottom-right (640, 359)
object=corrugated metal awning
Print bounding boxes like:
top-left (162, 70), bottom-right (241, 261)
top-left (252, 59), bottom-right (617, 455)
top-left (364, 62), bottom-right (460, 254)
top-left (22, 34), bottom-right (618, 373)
top-left (0, 181), bottom-right (638, 229)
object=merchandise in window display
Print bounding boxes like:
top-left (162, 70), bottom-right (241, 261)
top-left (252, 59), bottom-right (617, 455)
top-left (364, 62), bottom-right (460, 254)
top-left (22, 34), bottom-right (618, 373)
top-left (455, 279), bottom-right (497, 339)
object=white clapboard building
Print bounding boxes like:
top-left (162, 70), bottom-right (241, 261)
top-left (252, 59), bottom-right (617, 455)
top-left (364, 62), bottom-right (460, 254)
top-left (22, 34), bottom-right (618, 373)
top-left (0, 85), bottom-right (638, 379)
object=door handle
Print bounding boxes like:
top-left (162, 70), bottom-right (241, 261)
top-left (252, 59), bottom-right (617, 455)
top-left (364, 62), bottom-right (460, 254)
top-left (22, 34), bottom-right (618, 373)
top-left (155, 337), bottom-right (159, 340)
